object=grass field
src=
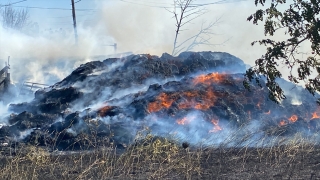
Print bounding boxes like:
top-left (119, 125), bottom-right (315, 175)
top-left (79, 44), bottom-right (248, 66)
top-left (1, 130), bottom-right (320, 180)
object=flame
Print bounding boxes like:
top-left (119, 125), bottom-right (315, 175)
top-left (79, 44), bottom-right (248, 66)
top-left (176, 117), bottom-right (188, 125)
top-left (247, 111), bottom-right (251, 120)
top-left (147, 93), bottom-right (176, 113)
top-left (209, 119), bottom-right (222, 133)
top-left (178, 88), bottom-right (216, 110)
top-left (148, 88), bottom-right (217, 113)
top-left (97, 106), bottom-right (113, 117)
top-left (288, 115), bottom-right (298, 123)
top-left (176, 116), bottom-right (196, 125)
top-left (279, 120), bottom-right (287, 126)
top-left (193, 73), bottom-right (226, 85)
top-left (264, 110), bottom-right (271, 115)
top-left (311, 112), bottom-right (320, 120)
top-left (256, 102), bottom-right (261, 109)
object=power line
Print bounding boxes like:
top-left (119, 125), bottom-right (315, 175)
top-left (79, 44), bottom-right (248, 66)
top-left (3, 0), bottom-right (246, 11)
top-left (48, 13), bottom-right (96, 19)
top-left (117, 0), bottom-right (174, 5)
top-left (11, 5), bottom-right (96, 11)
top-left (0, 0), bottom-right (27, 7)
top-left (117, 0), bottom-right (246, 8)
top-left (118, 0), bottom-right (173, 8)
top-left (190, 0), bottom-right (248, 7)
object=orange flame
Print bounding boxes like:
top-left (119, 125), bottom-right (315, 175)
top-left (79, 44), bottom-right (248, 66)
top-left (209, 119), bottom-right (222, 133)
top-left (178, 88), bottom-right (216, 110)
top-left (176, 117), bottom-right (188, 125)
top-left (279, 120), bottom-right (287, 126)
top-left (147, 93), bottom-right (175, 113)
top-left (176, 116), bottom-right (196, 125)
top-left (264, 110), bottom-right (271, 115)
top-left (256, 102), bottom-right (261, 109)
top-left (288, 115), bottom-right (298, 123)
top-left (193, 73), bottom-right (226, 85)
top-left (147, 88), bottom-right (217, 113)
top-left (311, 112), bottom-right (320, 120)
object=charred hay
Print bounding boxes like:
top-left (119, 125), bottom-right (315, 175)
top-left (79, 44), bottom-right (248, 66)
top-left (0, 51), bottom-right (320, 151)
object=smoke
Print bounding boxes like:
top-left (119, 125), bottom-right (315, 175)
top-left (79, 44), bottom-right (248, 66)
top-left (140, 111), bottom-right (299, 148)
top-left (93, 0), bottom-right (264, 63)
top-left (0, 0), bottom-right (313, 89)
top-left (0, 25), bottom-right (115, 86)
top-left (0, 102), bottom-right (10, 124)
top-left (0, 0), bottom-right (305, 89)
top-left (92, 0), bottom-right (315, 86)
top-left (16, 129), bottom-right (34, 141)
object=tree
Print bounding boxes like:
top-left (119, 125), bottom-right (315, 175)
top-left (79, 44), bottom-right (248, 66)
top-left (244, 0), bottom-right (320, 104)
top-left (167, 0), bottom-right (222, 56)
top-left (1, 5), bottom-right (29, 31)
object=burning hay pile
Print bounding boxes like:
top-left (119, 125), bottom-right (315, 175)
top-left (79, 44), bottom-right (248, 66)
top-left (1, 51), bottom-right (320, 151)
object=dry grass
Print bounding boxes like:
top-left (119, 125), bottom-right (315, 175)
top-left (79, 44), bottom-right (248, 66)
top-left (0, 130), bottom-right (202, 180)
top-left (0, 128), bottom-right (320, 180)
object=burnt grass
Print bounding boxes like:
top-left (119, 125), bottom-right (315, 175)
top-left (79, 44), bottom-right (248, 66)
top-left (1, 135), bottom-right (320, 180)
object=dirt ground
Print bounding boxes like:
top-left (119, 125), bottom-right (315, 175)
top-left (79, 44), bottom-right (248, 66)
top-left (199, 147), bottom-right (320, 180)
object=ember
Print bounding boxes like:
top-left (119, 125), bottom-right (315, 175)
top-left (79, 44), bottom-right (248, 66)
top-left (209, 119), bottom-right (222, 133)
top-left (288, 115), bottom-right (298, 123)
top-left (97, 106), bottom-right (113, 117)
top-left (264, 110), bottom-right (271, 115)
top-left (311, 112), bottom-right (320, 120)
top-left (147, 93), bottom-right (176, 113)
top-left (279, 120), bottom-right (287, 126)
top-left (176, 116), bottom-right (196, 125)
top-left (178, 88), bottom-right (216, 110)
top-left (148, 88), bottom-right (217, 113)
top-left (193, 73), bottom-right (227, 85)
top-left (256, 102), bottom-right (261, 109)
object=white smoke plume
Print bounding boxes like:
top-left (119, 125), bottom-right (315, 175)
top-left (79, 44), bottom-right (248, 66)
top-left (0, 0), bottom-right (305, 88)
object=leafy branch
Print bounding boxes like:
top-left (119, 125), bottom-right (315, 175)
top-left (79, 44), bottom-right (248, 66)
top-left (245, 0), bottom-right (320, 103)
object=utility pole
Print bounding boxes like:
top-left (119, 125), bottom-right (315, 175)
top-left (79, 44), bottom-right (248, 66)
top-left (71, 0), bottom-right (78, 44)
top-left (113, 43), bottom-right (117, 53)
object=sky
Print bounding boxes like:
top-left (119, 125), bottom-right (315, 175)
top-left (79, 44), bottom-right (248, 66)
top-left (0, 0), bottom-right (98, 33)
top-left (0, 0), bottom-right (308, 85)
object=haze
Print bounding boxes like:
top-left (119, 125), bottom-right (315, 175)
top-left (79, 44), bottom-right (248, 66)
top-left (0, 0), bottom-right (301, 85)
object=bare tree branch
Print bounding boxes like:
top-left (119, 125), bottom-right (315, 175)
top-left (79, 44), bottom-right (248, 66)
top-left (171, 0), bottom-right (203, 55)
top-left (170, 0), bottom-right (226, 56)
top-left (1, 5), bottom-right (29, 31)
